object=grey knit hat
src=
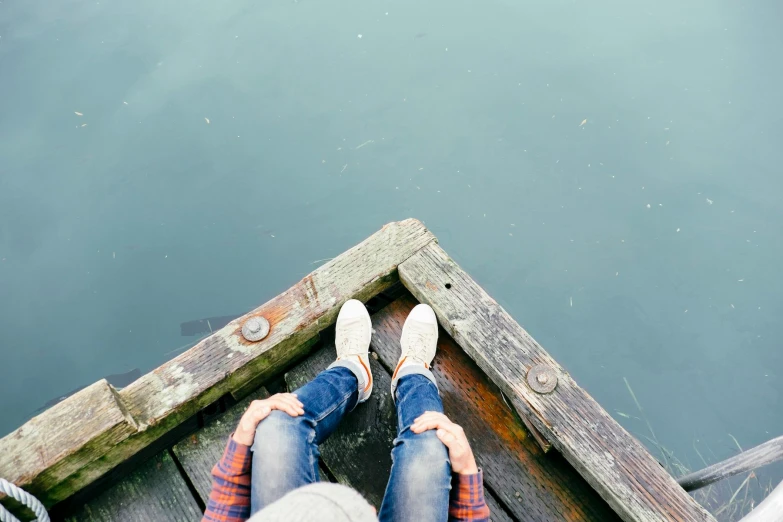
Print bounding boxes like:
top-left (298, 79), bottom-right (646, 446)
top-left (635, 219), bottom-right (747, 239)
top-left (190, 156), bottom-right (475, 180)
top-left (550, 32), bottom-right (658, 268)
top-left (248, 483), bottom-right (378, 522)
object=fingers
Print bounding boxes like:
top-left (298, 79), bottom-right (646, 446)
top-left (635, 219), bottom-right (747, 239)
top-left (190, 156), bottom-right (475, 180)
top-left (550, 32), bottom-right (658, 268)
top-left (233, 393), bottom-right (305, 447)
top-left (245, 393), bottom-right (304, 422)
top-left (411, 411), bottom-right (467, 450)
top-left (411, 411), bottom-right (461, 435)
top-left (265, 393), bottom-right (305, 417)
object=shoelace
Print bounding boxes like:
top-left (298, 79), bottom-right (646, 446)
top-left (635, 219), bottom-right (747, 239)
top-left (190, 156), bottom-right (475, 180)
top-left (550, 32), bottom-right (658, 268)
top-left (407, 328), bottom-right (434, 363)
top-left (338, 318), bottom-right (365, 357)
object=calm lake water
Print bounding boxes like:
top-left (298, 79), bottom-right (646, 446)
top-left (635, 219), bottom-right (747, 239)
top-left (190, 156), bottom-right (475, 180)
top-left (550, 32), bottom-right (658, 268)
top-left (1, 0), bottom-right (781, 513)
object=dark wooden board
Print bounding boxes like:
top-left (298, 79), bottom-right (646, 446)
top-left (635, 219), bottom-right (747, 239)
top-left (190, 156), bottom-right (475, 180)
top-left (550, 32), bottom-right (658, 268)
top-left (172, 389), bottom-right (270, 504)
top-left (370, 295), bottom-right (620, 521)
top-left (485, 492), bottom-right (515, 522)
top-left (399, 243), bottom-right (714, 522)
top-left (285, 341), bottom-right (397, 509)
top-left (63, 451), bottom-right (201, 522)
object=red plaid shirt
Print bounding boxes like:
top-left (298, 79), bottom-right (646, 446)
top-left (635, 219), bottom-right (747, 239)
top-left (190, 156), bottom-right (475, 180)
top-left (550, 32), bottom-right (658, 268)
top-left (203, 437), bottom-right (490, 522)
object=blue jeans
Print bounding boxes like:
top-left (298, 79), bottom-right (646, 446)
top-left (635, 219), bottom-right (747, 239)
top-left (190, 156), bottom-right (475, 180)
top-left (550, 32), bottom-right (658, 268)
top-left (250, 366), bottom-right (451, 521)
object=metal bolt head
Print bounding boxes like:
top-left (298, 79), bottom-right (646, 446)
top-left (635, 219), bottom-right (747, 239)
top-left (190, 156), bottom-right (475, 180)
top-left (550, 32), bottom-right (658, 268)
top-left (527, 364), bottom-right (558, 394)
top-left (241, 316), bottom-right (270, 342)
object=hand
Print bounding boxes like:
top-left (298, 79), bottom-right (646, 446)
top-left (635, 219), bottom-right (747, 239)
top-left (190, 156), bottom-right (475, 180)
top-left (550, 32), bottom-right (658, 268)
top-left (411, 411), bottom-right (479, 475)
top-left (232, 393), bottom-right (304, 446)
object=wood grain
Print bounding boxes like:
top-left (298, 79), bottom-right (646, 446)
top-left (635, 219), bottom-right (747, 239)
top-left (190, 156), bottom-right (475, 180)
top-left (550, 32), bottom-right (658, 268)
top-left (398, 242), bottom-right (715, 522)
top-left (0, 218), bottom-right (435, 508)
top-left (0, 380), bottom-right (137, 507)
top-left (63, 451), bottom-right (201, 522)
top-left (370, 295), bottom-right (620, 521)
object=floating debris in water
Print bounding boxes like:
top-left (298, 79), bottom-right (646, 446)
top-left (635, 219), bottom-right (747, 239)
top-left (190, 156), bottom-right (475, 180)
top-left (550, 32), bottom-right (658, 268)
top-left (355, 139), bottom-right (374, 149)
top-left (579, 119), bottom-right (587, 126)
top-left (341, 164), bottom-right (347, 173)
top-left (357, 34), bottom-right (363, 39)
top-left (80, 123), bottom-right (87, 127)
top-left (205, 117), bottom-right (210, 124)
top-left (706, 198), bottom-right (714, 205)
top-left (74, 111), bottom-right (83, 116)
top-left (570, 297), bottom-right (573, 307)
top-left (123, 101), bottom-right (128, 105)
top-left (676, 228), bottom-right (681, 232)
top-left (646, 204), bottom-right (651, 209)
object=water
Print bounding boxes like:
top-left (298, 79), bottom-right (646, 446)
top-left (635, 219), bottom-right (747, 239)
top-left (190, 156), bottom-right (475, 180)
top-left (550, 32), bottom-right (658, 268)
top-left (1, 0), bottom-right (781, 509)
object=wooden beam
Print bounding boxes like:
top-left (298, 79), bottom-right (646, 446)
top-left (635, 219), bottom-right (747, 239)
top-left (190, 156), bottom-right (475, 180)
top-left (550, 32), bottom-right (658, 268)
top-left (0, 218), bottom-right (436, 508)
top-left (678, 435), bottom-right (783, 491)
top-left (398, 242), bottom-right (715, 522)
top-left (0, 380), bottom-right (137, 503)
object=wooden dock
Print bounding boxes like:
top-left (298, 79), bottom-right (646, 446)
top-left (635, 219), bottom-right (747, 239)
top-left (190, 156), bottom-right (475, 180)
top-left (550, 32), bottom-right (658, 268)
top-left (0, 219), bottom-right (716, 521)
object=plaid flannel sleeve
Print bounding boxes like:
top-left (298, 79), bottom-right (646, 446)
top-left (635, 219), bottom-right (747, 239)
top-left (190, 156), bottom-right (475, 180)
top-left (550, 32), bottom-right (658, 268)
top-left (202, 436), bottom-right (253, 522)
top-left (449, 470), bottom-right (491, 522)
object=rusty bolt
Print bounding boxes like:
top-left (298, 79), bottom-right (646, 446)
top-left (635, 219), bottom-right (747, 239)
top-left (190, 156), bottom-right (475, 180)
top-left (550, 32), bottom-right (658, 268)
top-left (527, 364), bottom-right (558, 394)
top-left (242, 316), bottom-right (270, 342)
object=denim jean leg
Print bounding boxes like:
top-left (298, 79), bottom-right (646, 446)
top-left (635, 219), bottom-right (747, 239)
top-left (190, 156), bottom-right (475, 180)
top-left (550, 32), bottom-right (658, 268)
top-left (379, 374), bottom-right (451, 522)
top-left (250, 366), bottom-right (359, 514)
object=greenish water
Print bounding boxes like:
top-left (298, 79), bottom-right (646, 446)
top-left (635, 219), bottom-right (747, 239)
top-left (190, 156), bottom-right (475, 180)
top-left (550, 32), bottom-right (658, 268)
top-left (1, 0), bottom-right (781, 507)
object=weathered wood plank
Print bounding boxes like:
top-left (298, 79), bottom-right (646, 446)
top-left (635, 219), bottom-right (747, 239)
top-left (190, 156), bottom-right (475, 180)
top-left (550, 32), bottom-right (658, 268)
top-left (398, 242), bottom-right (715, 522)
top-left (0, 219), bottom-right (435, 508)
top-left (285, 341), bottom-right (397, 509)
top-left (484, 492), bottom-right (514, 522)
top-left (678, 435), bottom-right (783, 491)
top-left (63, 451), bottom-right (201, 522)
top-left (172, 389), bottom-right (270, 503)
top-left (370, 295), bottom-right (620, 521)
top-left (0, 380), bottom-right (137, 510)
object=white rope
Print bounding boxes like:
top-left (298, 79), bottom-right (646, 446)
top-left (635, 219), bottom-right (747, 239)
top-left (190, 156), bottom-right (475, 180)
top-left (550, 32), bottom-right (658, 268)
top-left (0, 479), bottom-right (49, 522)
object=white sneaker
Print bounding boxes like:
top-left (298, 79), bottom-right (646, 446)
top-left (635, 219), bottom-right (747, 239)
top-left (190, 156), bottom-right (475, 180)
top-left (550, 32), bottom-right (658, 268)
top-left (335, 299), bottom-right (373, 402)
top-left (393, 303), bottom-right (438, 381)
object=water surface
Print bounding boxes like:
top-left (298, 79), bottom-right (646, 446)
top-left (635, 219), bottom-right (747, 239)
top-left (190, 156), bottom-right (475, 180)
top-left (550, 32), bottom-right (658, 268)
top-left (1, 0), bottom-right (781, 514)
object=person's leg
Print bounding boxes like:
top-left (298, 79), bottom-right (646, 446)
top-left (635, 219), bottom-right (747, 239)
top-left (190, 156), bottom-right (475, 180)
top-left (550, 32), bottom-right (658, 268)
top-left (250, 300), bottom-right (374, 514)
top-left (379, 305), bottom-right (451, 522)
top-left (250, 366), bottom-right (358, 513)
